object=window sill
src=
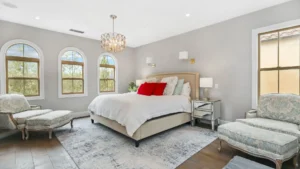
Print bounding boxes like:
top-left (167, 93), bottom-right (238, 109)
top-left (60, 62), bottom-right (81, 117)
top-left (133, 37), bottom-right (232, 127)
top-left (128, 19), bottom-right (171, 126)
top-left (26, 96), bottom-right (45, 101)
top-left (59, 93), bottom-right (88, 99)
top-left (98, 92), bottom-right (118, 95)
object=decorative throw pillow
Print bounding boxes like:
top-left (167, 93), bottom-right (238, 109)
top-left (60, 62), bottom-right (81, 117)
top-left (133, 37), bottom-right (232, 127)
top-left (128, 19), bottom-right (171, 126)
top-left (153, 83), bottom-right (167, 96)
top-left (137, 83), bottom-right (156, 96)
top-left (173, 79), bottom-right (184, 95)
top-left (0, 94), bottom-right (31, 113)
top-left (161, 76), bottom-right (178, 95)
top-left (181, 82), bottom-right (191, 97)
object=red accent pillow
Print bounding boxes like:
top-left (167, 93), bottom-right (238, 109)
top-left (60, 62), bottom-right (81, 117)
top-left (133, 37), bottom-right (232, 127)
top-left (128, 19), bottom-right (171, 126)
top-left (153, 83), bottom-right (167, 96)
top-left (137, 83), bottom-right (156, 96)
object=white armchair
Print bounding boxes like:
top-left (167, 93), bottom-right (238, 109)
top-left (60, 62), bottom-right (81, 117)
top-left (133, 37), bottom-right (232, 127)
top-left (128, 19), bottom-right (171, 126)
top-left (0, 94), bottom-right (52, 139)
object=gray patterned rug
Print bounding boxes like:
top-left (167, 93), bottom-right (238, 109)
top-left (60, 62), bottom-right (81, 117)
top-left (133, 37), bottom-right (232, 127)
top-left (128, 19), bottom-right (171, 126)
top-left (54, 118), bottom-right (217, 169)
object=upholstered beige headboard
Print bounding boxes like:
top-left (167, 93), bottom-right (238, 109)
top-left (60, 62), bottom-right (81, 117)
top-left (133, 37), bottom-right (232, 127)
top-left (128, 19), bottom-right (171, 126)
top-left (147, 72), bottom-right (200, 100)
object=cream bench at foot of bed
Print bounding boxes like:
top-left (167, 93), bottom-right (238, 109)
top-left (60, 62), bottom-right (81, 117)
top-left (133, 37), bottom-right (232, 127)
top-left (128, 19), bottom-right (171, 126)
top-left (218, 122), bottom-right (299, 169)
top-left (25, 110), bottom-right (73, 140)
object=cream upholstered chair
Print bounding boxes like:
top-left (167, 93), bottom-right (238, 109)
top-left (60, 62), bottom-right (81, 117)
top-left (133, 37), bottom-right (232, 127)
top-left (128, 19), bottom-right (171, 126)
top-left (0, 94), bottom-right (52, 139)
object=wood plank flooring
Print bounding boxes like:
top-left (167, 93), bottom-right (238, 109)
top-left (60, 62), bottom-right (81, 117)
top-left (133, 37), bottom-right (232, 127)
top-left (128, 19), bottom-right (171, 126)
top-left (0, 118), bottom-right (298, 169)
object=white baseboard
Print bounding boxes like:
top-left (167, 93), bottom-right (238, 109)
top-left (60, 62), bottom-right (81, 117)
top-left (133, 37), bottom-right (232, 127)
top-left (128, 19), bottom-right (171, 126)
top-left (72, 111), bottom-right (89, 119)
top-left (218, 119), bottom-right (231, 125)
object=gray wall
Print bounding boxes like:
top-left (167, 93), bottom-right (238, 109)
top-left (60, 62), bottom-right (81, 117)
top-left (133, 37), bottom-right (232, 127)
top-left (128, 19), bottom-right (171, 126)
top-left (0, 20), bottom-right (136, 112)
top-left (134, 0), bottom-right (300, 121)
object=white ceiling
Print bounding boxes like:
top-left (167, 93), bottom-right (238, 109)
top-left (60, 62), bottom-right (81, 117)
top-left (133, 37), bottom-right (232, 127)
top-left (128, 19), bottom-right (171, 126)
top-left (0, 0), bottom-right (292, 47)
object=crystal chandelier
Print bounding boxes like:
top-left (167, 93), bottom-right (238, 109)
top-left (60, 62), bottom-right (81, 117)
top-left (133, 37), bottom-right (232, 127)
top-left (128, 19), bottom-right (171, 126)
top-left (100, 15), bottom-right (126, 53)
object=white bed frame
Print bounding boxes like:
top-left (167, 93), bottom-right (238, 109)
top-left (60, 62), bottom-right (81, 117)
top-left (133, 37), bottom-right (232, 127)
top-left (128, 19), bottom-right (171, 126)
top-left (90, 72), bottom-right (200, 147)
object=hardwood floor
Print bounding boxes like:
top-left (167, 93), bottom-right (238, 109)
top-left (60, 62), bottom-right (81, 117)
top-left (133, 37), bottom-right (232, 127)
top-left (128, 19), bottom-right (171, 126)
top-left (0, 119), bottom-right (298, 169)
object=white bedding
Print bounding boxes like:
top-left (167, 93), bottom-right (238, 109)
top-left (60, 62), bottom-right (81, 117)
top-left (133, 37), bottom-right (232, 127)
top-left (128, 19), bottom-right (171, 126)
top-left (88, 93), bottom-right (191, 136)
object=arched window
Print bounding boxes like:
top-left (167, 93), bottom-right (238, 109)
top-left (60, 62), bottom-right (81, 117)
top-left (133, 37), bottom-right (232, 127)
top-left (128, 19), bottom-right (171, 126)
top-left (98, 53), bottom-right (118, 93)
top-left (58, 47), bottom-right (87, 98)
top-left (0, 40), bottom-right (44, 100)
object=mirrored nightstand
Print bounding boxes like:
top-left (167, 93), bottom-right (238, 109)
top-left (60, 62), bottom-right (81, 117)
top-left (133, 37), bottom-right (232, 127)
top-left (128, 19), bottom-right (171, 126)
top-left (191, 99), bottom-right (221, 130)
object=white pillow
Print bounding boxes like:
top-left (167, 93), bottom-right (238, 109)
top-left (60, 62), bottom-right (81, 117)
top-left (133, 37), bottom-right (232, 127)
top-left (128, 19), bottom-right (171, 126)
top-left (145, 77), bottom-right (157, 83)
top-left (161, 76), bottom-right (178, 95)
top-left (181, 82), bottom-right (191, 97)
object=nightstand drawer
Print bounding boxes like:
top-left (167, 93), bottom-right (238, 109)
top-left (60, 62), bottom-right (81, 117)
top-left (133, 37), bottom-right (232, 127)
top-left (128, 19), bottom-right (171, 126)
top-left (194, 110), bottom-right (212, 117)
top-left (194, 102), bottom-right (212, 110)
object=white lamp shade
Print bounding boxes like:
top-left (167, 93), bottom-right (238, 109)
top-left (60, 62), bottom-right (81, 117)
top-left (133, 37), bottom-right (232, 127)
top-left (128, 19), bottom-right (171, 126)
top-left (179, 51), bottom-right (188, 60)
top-left (146, 57), bottom-right (153, 64)
top-left (136, 79), bottom-right (144, 86)
top-left (200, 78), bottom-right (213, 88)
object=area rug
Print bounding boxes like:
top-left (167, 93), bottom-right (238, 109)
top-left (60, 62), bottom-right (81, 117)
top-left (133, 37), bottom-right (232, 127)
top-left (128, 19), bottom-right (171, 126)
top-left (54, 118), bottom-right (217, 169)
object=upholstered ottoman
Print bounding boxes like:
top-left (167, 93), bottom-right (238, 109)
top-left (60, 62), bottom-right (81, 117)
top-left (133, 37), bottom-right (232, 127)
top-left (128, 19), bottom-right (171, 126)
top-left (218, 122), bottom-right (299, 169)
top-left (25, 110), bottom-right (73, 139)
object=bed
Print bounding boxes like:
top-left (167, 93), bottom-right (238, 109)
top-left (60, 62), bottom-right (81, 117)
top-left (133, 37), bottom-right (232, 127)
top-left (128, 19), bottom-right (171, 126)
top-left (89, 72), bottom-right (200, 147)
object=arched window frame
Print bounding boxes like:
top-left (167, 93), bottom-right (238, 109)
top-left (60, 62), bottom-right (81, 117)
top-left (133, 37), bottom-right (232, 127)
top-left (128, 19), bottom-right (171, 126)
top-left (58, 47), bottom-right (88, 98)
top-left (98, 53), bottom-right (118, 94)
top-left (0, 39), bottom-right (45, 100)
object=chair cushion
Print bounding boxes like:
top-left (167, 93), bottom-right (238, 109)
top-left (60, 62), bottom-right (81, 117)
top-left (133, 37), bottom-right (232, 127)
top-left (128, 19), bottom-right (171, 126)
top-left (26, 110), bottom-right (72, 126)
top-left (0, 94), bottom-right (31, 113)
top-left (237, 118), bottom-right (300, 143)
top-left (218, 122), bottom-right (298, 155)
top-left (13, 109), bottom-right (52, 124)
top-left (257, 94), bottom-right (300, 124)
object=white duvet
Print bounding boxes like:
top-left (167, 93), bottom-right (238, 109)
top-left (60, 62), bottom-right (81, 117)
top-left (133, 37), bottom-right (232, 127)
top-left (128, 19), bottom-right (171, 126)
top-left (88, 93), bottom-right (191, 136)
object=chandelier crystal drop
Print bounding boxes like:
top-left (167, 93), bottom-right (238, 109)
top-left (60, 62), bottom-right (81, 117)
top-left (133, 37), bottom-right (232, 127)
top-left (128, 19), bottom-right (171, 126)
top-left (100, 15), bottom-right (126, 53)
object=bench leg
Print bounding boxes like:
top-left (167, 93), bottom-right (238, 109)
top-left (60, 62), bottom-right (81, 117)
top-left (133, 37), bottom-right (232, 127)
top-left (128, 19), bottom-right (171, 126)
top-left (49, 129), bottom-right (52, 139)
top-left (25, 129), bottom-right (29, 140)
top-left (21, 129), bottom-right (25, 140)
top-left (70, 120), bottom-right (73, 128)
top-left (218, 140), bottom-right (222, 152)
top-left (293, 153), bottom-right (299, 168)
top-left (275, 159), bottom-right (282, 169)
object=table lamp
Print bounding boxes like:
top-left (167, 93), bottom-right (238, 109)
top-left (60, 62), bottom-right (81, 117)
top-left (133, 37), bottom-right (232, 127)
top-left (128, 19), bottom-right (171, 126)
top-left (200, 78), bottom-right (213, 100)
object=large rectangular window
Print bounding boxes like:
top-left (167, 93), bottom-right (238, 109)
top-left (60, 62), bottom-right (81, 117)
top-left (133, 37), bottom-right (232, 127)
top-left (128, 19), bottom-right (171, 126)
top-left (259, 26), bottom-right (300, 96)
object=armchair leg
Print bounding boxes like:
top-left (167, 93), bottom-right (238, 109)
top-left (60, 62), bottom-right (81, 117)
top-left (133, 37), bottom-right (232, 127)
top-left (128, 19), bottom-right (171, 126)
top-left (218, 140), bottom-right (222, 152)
top-left (293, 153), bottom-right (299, 168)
top-left (21, 129), bottom-right (25, 140)
top-left (70, 120), bottom-right (73, 128)
top-left (25, 129), bottom-right (29, 140)
top-left (91, 119), bottom-right (94, 124)
top-left (49, 129), bottom-right (53, 139)
top-left (135, 141), bottom-right (139, 147)
top-left (275, 159), bottom-right (283, 169)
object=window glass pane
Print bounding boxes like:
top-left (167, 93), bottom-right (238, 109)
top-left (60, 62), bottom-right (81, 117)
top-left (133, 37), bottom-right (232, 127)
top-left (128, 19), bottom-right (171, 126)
top-left (62, 80), bottom-right (72, 93)
top-left (62, 64), bottom-right (73, 78)
top-left (279, 28), bottom-right (300, 67)
top-left (8, 79), bottom-right (24, 94)
top-left (73, 52), bottom-right (83, 62)
top-left (73, 65), bottom-right (83, 78)
top-left (73, 80), bottom-right (83, 93)
top-left (8, 61), bottom-right (24, 77)
top-left (6, 44), bottom-right (23, 57)
top-left (24, 80), bottom-right (39, 96)
top-left (24, 45), bottom-right (39, 58)
top-left (99, 67), bottom-right (114, 79)
top-left (100, 80), bottom-right (114, 92)
top-left (260, 70), bottom-right (278, 95)
top-left (61, 51), bottom-right (73, 61)
top-left (279, 69), bottom-right (299, 94)
top-left (260, 33), bottom-right (278, 68)
top-left (107, 56), bottom-right (115, 65)
top-left (100, 56), bottom-right (115, 65)
top-left (24, 62), bottom-right (38, 78)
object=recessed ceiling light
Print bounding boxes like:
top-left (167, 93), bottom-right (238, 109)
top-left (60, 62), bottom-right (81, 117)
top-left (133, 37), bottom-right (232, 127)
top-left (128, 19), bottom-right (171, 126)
top-left (2, 2), bottom-right (18, 8)
top-left (35, 16), bottom-right (40, 20)
top-left (185, 13), bottom-right (191, 17)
